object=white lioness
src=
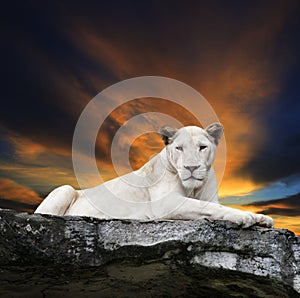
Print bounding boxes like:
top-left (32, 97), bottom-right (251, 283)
top-left (35, 123), bottom-right (273, 228)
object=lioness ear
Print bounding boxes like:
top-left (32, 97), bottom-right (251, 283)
top-left (205, 123), bottom-right (224, 145)
top-left (159, 126), bottom-right (178, 145)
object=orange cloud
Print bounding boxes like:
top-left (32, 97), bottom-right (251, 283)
top-left (8, 133), bottom-right (71, 159)
top-left (61, 7), bottom-right (295, 199)
top-left (227, 204), bottom-right (300, 236)
top-left (0, 131), bottom-right (78, 192)
top-left (0, 163), bottom-right (78, 190)
top-left (129, 133), bottom-right (164, 170)
top-left (272, 216), bottom-right (300, 236)
top-left (218, 178), bottom-right (264, 199)
top-left (95, 98), bottom-right (202, 180)
top-left (8, 135), bottom-right (46, 160)
top-left (0, 178), bottom-right (42, 205)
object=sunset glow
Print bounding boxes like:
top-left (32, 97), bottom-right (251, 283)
top-left (1, 1), bottom-right (300, 235)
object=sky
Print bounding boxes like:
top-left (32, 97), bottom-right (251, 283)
top-left (1, 1), bottom-right (300, 233)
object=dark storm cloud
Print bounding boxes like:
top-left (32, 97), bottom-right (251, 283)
top-left (236, 3), bottom-right (300, 184)
top-left (0, 198), bottom-right (37, 213)
top-left (0, 129), bottom-right (14, 163)
top-left (238, 132), bottom-right (300, 184)
top-left (237, 78), bottom-right (300, 183)
top-left (1, 1), bottom-right (118, 154)
top-left (248, 193), bottom-right (300, 217)
top-left (260, 207), bottom-right (300, 217)
top-left (2, 6), bottom-right (74, 151)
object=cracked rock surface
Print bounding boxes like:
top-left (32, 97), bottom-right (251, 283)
top-left (0, 208), bottom-right (300, 297)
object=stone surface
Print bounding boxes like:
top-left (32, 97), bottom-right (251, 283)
top-left (0, 208), bottom-right (300, 297)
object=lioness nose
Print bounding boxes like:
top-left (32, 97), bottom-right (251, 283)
top-left (184, 165), bottom-right (200, 173)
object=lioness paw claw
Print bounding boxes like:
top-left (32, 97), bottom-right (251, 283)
top-left (240, 211), bottom-right (257, 228)
top-left (223, 211), bottom-right (256, 228)
top-left (256, 214), bottom-right (274, 228)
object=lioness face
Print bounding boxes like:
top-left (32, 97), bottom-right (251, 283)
top-left (159, 124), bottom-right (223, 190)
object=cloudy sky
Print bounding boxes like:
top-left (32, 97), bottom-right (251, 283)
top-left (1, 1), bottom-right (300, 233)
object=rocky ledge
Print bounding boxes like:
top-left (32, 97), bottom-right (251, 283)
top-left (0, 208), bottom-right (300, 297)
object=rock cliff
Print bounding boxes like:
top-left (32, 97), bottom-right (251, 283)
top-left (0, 208), bottom-right (299, 297)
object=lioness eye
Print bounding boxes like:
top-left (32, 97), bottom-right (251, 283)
top-left (176, 146), bottom-right (183, 151)
top-left (199, 145), bottom-right (207, 151)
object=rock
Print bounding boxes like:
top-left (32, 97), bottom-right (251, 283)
top-left (0, 208), bottom-right (300, 297)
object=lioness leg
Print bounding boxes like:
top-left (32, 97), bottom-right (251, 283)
top-left (163, 197), bottom-right (273, 228)
top-left (35, 185), bottom-right (78, 216)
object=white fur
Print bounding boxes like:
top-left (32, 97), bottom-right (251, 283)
top-left (35, 124), bottom-right (273, 228)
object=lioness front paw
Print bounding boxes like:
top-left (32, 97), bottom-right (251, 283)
top-left (255, 214), bottom-right (274, 228)
top-left (223, 211), bottom-right (257, 228)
